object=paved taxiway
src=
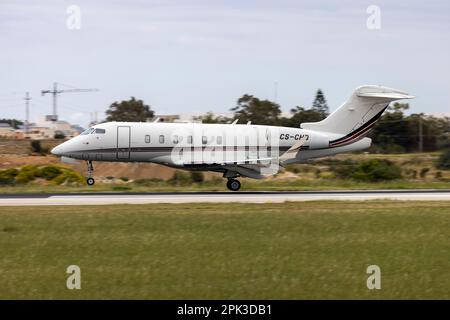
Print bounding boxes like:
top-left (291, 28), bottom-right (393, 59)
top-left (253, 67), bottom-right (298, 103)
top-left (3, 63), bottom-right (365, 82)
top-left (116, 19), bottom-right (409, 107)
top-left (0, 190), bottom-right (449, 206)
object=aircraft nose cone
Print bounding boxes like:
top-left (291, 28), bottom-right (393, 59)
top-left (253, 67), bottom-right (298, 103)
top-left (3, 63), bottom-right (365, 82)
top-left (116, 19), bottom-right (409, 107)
top-left (51, 145), bottom-right (64, 156)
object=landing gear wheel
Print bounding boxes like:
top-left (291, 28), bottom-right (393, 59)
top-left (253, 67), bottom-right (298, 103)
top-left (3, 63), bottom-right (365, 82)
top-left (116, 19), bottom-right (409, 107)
top-left (227, 179), bottom-right (241, 191)
top-left (85, 160), bottom-right (95, 186)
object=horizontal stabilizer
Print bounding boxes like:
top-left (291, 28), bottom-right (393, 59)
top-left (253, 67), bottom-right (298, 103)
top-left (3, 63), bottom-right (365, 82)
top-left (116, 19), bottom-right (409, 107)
top-left (357, 92), bottom-right (414, 99)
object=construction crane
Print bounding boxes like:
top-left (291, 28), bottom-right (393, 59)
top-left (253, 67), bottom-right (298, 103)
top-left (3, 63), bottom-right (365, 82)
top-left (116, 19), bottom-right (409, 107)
top-left (41, 82), bottom-right (99, 121)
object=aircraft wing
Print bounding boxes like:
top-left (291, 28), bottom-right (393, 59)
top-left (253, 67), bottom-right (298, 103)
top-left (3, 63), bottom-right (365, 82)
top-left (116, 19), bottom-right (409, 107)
top-left (182, 138), bottom-right (307, 178)
top-left (215, 157), bottom-right (274, 165)
top-left (279, 136), bottom-right (308, 164)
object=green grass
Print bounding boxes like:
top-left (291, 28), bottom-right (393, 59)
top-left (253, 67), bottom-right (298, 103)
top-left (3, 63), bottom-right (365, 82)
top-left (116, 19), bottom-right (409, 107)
top-left (0, 178), bottom-right (449, 193)
top-left (1, 201), bottom-right (449, 299)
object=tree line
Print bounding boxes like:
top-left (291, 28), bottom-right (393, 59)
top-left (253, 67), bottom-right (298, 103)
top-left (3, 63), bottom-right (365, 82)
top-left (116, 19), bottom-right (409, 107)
top-left (3, 90), bottom-right (448, 154)
top-left (104, 90), bottom-right (450, 153)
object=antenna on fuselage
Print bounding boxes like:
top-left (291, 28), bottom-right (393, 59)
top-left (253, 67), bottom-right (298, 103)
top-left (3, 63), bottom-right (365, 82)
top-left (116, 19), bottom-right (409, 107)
top-left (153, 117), bottom-right (160, 123)
top-left (247, 121), bottom-right (251, 125)
top-left (231, 119), bottom-right (238, 125)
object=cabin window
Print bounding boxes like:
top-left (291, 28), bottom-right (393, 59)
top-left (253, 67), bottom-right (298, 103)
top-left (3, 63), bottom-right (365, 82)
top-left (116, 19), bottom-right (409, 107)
top-left (202, 136), bottom-right (207, 144)
top-left (145, 135), bottom-right (151, 143)
top-left (95, 128), bottom-right (106, 134)
top-left (187, 136), bottom-right (193, 144)
top-left (159, 135), bottom-right (165, 144)
top-left (217, 136), bottom-right (222, 144)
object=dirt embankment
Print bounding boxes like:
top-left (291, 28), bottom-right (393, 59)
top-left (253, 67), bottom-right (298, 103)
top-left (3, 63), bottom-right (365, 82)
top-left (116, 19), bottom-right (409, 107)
top-left (0, 154), bottom-right (204, 180)
top-left (0, 139), bottom-right (61, 155)
top-left (0, 139), bottom-right (183, 180)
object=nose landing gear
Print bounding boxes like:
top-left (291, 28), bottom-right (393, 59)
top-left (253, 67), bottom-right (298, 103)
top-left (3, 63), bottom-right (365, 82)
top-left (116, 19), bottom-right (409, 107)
top-left (86, 160), bottom-right (95, 186)
top-left (226, 179), bottom-right (241, 191)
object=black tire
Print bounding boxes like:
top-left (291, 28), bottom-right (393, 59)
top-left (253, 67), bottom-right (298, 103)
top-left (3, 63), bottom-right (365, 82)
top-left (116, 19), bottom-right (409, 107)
top-left (227, 179), bottom-right (241, 191)
top-left (86, 177), bottom-right (95, 186)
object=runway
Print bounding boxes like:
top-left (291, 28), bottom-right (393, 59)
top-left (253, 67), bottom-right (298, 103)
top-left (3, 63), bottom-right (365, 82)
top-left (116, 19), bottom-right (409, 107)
top-left (0, 190), bottom-right (450, 206)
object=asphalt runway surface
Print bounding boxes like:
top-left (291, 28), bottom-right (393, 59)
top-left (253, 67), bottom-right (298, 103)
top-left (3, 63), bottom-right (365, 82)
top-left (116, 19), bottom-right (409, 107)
top-left (0, 190), bottom-right (450, 206)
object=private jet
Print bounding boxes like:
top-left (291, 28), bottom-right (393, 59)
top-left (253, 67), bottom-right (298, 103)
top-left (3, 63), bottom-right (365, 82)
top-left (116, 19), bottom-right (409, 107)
top-left (51, 85), bottom-right (413, 191)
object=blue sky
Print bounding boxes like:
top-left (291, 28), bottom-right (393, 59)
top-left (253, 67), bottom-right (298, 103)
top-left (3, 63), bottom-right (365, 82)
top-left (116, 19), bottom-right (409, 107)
top-left (1, 0), bottom-right (449, 126)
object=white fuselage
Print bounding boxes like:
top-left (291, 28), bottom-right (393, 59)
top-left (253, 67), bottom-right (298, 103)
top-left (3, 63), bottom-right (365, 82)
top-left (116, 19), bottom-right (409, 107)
top-left (52, 121), bottom-right (371, 178)
top-left (51, 85), bottom-right (413, 186)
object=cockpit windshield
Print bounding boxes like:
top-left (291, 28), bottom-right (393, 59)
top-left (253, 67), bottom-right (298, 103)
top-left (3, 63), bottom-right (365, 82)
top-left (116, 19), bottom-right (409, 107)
top-left (80, 128), bottom-right (106, 135)
top-left (81, 128), bottom-right (95, 135)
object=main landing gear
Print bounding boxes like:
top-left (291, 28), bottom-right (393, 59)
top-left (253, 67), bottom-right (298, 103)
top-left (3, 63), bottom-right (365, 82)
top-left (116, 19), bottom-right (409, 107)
top-left (226, 178), bottom-right (241, 191)
top-left (86, 160), bottom-right (95, 186)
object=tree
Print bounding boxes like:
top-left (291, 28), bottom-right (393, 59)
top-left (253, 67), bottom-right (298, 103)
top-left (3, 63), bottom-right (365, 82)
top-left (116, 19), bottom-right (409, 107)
top-left (231, 94), bottom-right (281, 125)
top-left (105, 97), bottom-right (154, 122)
top-left (30, 140), bottom-right (42, 153)
top-left (369, 104), bottom-right (410, 153)
top-left (437, 149), bottom-right (450, 170)
top-left (193, 112), bottom-right (231, 124)
top-left (368, 103), bottom-right (450, 153)
top-left (280, 106), bottom-right (326, 128)
top-left (312, 89), bottom-right (329, 116)
top-left (54, 131), bottom-right (66, 139)
top-left (0, 119), bottom-right (23, 129)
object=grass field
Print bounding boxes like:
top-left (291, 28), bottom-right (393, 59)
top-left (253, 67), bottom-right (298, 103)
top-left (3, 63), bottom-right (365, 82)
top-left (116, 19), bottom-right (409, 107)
top-left (0, 178), bottom-right (449, 194)
top-left (1, 201), bottom-right (449, 299)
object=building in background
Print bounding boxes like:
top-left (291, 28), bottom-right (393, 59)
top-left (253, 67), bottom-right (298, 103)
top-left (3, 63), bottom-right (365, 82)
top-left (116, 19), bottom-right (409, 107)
top-left (6, 116), bottom-right (84, 140)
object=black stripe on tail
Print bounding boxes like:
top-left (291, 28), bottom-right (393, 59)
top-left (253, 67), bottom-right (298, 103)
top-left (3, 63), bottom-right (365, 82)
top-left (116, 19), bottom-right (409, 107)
top-left (329, 105), bottom-right (388, 147)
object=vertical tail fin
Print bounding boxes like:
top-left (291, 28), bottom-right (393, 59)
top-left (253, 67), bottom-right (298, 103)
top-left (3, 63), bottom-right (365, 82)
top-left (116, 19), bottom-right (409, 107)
top-left (301, 85), bottom-right (414, 142)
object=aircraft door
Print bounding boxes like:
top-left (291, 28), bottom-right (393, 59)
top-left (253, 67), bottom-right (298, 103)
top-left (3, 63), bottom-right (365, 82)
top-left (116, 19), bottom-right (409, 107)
top-left (116, 126), bottom-right (131, 159)
top-left (248, 126), bottom-right (258, 162)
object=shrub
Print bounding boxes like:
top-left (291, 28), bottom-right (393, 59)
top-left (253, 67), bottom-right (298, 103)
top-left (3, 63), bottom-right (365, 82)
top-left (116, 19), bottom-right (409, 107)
top-left (435, 171), bottom-right (443, 180)
top-left (169, 171), bottom-right (192, 185)
top-left (315, 168), bottom-right (322, 179)
top-left (352, 159), bottom-right (402, 182)
top-left (120, 177), bottom-right (129, 182)
top-left (285, 165), bottom-right (300, 174)
top-left (332, 159), bottom-right (402, 182)
top-left (52, 170), bottom-right (85, 185)
top-left (319, 171), bottom-right (335, 179)
top-left (37, 165), bottom-right (63, 180)
top-left (54, 131), bottom-right (66, 139)
top-left (30, 140), bottom-right (50, 155)
top-left (0, 168), bottom-right (18, 185)
top-left (15, 171), bottom-right (35, 184)
top-left (420, 168), bottom-right (430, 179)
top-left (331, 159), bottom-right (357, 179)
top-left (437, 149), bottom-right (450, 170)
top-left (112, 185), bottom-right (132, 191)
top-left (190, 171), bottom-right (204, 183)
top-left (30, 140), bottom-right (42, 153)
top-left (408, 169), bottom-right (418, 179)
top-left (20, 164), bottom-right (39, 172)
top-left (133, 178), bottom-right (163, 186)
top-left (14, 165), bottom-right (39, 184)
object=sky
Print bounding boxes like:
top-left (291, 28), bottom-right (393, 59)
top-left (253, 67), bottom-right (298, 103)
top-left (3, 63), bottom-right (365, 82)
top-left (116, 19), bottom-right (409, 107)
top-left (1, 0), bottom-right (449, 127)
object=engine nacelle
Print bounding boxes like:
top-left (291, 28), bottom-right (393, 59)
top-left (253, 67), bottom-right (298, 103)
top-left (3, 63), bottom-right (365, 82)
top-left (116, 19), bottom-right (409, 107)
top-left (306, 130), bottom-right (331, 149)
